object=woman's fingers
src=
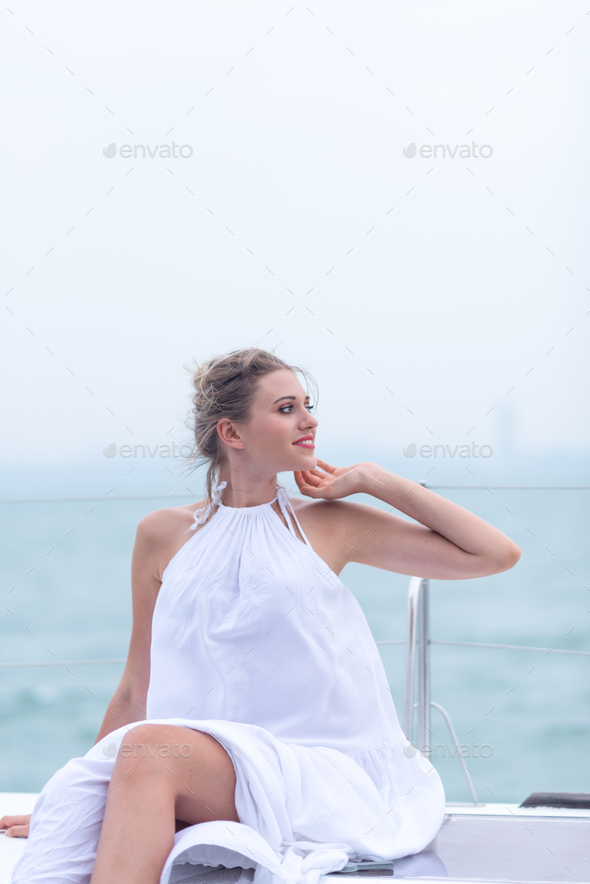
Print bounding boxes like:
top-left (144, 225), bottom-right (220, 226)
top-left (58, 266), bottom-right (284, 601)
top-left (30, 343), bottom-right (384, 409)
top-left (309, 466), bottom-right (330, 478)
top-left (0, 814), bottom-right (31, 837)
top-left (300, 470), bottom-right (323, 488)
top-left (296, 470), bottom-right (333, 497)
top-left (314, 458), bottom-right (338, 473)
top-left (294, 471), bottom-right (323, 496)
top-left (295, 463), bottom-right (338, 497)
top-left (5, 823), bottom-right (30, 837)
top-left (298, 483), bottom-right (324, 498)
top-left (0, 814), bottom-right (30, 828)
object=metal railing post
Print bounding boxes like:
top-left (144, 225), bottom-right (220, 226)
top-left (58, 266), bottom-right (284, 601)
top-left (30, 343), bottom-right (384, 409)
top-left (403, 576), bottom-right (424, 740)
top-left (404, 571), bottom-right (480, 804)
top-left (418, 578), bottom-right (430, 752)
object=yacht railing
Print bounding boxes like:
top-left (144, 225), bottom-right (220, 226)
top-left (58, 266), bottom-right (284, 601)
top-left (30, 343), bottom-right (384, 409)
top-left (2, 640), bottom-right (588, 669)
top-left (1, 483), bottom-right (588, 803)
top-left (398, 482), bottom-right (590, 805)
top-left (1, 485), bottom-right (588, 506)
top-left (0, 659), bottom-right (127, 668)
top-left (2, 639), bottom-right (587, 669)
top-left (402, 574), bottom-right (481, 803)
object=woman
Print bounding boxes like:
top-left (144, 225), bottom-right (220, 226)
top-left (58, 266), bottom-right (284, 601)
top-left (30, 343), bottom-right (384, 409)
top-left (3, 348), bottom-right (520, 884)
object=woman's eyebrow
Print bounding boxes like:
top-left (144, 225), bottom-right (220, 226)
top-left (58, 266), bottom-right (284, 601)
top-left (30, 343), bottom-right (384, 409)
top-left (272, 395), bottom-right (310, 404)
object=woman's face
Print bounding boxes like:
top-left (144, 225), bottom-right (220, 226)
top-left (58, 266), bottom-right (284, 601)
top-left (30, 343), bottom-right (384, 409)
top-left (219, 369), bottom-right (318, 475)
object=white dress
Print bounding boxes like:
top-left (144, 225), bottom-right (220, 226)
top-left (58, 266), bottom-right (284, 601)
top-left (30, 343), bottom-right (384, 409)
top-left (11, 484), bottom-right (445, 884)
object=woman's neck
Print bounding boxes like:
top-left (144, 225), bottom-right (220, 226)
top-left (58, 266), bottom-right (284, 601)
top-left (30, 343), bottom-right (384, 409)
top-left (217, 467), bottom-right (279, 508)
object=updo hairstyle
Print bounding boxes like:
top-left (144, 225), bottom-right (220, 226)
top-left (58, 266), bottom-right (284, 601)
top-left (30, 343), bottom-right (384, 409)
top-left (189, 348), bottom-right (315, 501)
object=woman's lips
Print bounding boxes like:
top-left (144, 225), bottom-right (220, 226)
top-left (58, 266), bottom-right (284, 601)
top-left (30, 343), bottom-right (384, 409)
top-left (293, 437), bottom-right (315, 448)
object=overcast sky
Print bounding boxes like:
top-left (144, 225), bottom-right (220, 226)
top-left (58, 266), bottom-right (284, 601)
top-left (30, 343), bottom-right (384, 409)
top-left (2, 0), bottom-right (589, 490)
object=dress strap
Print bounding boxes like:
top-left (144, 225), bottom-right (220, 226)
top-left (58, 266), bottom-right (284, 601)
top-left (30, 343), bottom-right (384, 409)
top-left (189, 480), bottom-right (227, 531)
top-left (276, 485), bottom-right (312, 547)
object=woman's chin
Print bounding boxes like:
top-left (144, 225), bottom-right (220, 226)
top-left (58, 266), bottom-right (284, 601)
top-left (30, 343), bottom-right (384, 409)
top-left (285, 451), bottom-right (316, 471)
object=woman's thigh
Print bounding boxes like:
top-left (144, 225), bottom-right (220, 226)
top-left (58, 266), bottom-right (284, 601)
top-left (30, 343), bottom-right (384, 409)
top-left (116, 723), bottom-right (239, 824)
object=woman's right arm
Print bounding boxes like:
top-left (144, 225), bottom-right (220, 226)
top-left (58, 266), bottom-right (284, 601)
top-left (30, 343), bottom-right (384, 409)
top-left (0, 510), bottom-right (172, 838)
top-left (94, 510), bottom-right (169, 742)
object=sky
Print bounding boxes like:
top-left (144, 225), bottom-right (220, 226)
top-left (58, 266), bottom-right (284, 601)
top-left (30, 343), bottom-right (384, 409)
top-left (2, 0), bottom-right (589, 495)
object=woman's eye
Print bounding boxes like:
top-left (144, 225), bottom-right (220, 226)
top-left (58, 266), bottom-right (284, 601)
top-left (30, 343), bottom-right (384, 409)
top-left (278, 403), bottom-right (314, 413)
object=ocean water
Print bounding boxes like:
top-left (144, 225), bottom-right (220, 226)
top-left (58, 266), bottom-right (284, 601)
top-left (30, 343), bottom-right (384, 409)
top-left (0, 488), bottom-right (588, 803)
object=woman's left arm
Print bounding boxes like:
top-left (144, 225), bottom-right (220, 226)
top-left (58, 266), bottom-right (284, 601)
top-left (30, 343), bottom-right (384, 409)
top-left (295, 460), bottom-right (521, 580)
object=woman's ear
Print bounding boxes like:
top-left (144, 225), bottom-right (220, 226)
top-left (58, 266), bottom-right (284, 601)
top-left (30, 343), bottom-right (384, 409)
top-left (216, 419), bottom-right (246, 450)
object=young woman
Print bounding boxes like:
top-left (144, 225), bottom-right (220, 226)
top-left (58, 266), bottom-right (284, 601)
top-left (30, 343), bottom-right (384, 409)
top-left (3, 348), bottom-right (520, 884)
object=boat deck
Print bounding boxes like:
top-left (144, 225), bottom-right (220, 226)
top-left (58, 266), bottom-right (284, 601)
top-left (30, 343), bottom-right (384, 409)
top-left (1, 795), bottom-right (589, 884)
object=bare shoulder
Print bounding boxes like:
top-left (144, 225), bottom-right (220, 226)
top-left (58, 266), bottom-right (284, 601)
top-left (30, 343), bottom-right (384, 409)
top-left (290, 495), bottom-right (379, 528)
top-left (134, 500), bottom-right (207, 565)
top-left (288, 497), bottom-right (390, 574)
top-left (289, 496), bottom-right (381, 548)
top-left (290, 495), bottom-right (346, 521)
top-left (137, 501), bottom-right (203, 538)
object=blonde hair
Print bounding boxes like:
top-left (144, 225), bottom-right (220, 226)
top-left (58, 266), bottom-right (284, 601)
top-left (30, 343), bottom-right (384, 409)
top-left (188, 348), bottom-right (316, 501)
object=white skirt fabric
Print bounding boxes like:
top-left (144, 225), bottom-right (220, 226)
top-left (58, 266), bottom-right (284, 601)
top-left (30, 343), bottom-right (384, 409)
top-left (11, 717), bottom-right (444, 884)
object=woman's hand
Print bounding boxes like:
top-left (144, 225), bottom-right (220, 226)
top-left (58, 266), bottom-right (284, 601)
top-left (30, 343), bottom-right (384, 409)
top-left (294, 461), bottom-right (520, 579)
top-left (0, 813), bottom-right (31, 837)
top-left (294, 459), bottom-right (374, 500)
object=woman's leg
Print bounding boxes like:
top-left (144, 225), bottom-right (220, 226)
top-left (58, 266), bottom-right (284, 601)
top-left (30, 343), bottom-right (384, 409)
top-left (90, 723), bottom-right (239, 884)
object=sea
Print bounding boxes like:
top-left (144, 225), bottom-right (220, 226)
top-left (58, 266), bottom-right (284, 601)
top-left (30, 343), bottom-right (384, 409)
top-left (1, 464), bottom-right (589, 804)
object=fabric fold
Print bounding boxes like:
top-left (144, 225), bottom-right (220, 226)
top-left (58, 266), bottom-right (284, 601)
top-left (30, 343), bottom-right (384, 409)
top-left (11, 482), bottom-right (445, 883)
top-left (11, 718), bottom-right (443, 884)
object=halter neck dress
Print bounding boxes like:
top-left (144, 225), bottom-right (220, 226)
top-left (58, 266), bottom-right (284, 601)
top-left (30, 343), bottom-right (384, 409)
top-left (12, 483), bottom-right (445, 884)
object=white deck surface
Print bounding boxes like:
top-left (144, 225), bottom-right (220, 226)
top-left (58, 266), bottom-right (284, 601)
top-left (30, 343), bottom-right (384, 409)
top-left (0, 787), bottom-right (241, 884)
top-left (2, 794), bottom-right (590, 883)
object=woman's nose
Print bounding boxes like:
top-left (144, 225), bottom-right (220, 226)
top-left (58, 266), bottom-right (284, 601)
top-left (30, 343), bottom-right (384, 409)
top-left (300, 411), bottom-right (318, 428)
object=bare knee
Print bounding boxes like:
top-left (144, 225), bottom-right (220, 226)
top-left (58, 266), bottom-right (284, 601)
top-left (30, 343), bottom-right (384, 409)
top-left (110, 724), bottom-right (238, 822)
top-left (112, 724), bottom-right (179, 779)
top-left (114, 724), bottom-right (214, 772)
top-left (121, 723), bottom-right (176, 755)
